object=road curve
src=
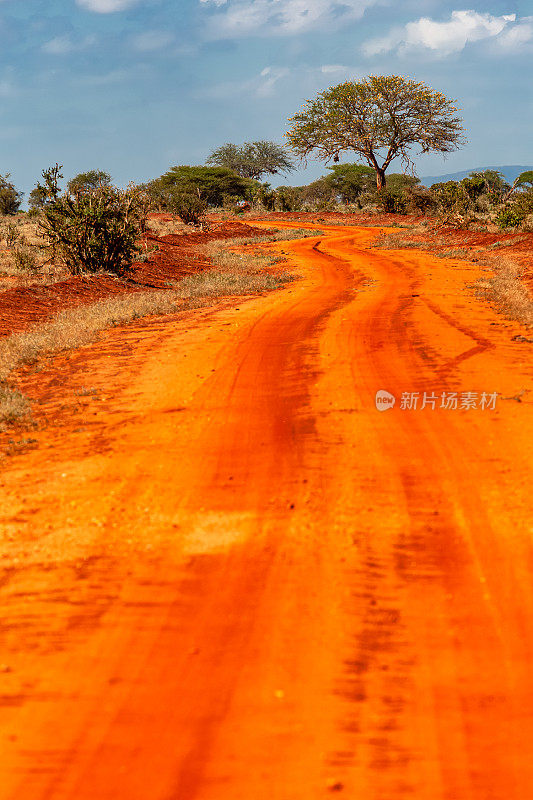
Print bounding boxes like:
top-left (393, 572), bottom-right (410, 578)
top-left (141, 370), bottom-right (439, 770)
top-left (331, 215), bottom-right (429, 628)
top-left (0, 222), bottom-right (532, 800)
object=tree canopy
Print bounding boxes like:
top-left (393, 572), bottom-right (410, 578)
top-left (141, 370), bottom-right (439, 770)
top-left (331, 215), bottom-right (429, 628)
top-left (516, 170), bottom-right (533, 189)
top-left (286, 75), bottom-right (465, 189)
top-left (324, 163), bottom-right (375, 202)
top-left (158, 165), bottom-right (252, 206)
top-left (206, 141), bottom-right (295, 181)
top-left (67, 170), bottom-right (111, 195)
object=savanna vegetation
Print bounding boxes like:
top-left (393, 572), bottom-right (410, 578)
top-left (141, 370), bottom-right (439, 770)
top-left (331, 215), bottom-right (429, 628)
top-left (0, 74), bottom-right (531, 292)
top-left (0, 73), bottom-right (531, 425)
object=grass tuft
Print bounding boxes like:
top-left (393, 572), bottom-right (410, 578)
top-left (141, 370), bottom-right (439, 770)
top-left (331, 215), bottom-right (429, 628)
top-left (0, 384), bottom-right (31, 423)
top-left (474, 257), bottom-right (533, 326)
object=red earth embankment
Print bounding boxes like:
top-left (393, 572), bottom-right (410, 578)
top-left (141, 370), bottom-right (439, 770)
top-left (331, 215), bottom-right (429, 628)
top-left (0, 217), bottom-right (272, 337)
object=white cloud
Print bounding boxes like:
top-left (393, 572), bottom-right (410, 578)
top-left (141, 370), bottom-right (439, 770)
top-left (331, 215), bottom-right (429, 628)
top-left (496, 15), bottom-right (533, 48)
top-left (199, 0), bottom-right (379, 37)
top-left (257, 66), bottom-right (290, 96)
top-left (42, 34), bottom-right (96, 55)
top-left (76, 0), bottom-right (139, 12)
top-left (198, 63), bottom-right (362, 100)
top-left (131, 31), bottom-right (176, 51)
top-left (199, 65), bottom-right (290, 99)
top-left (321, 64), bottom-right (348, 74)
top-left (363, 9), bottom-right (518, 56)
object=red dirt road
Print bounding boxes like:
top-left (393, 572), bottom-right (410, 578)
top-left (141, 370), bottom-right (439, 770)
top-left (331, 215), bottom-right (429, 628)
top-left (1, 222), bottom-right (532, 799)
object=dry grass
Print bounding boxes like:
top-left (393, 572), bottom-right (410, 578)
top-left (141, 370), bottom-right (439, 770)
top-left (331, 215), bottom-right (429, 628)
top-left (370, 226), bottom-right (533, 327)
top-left (0, 240), bottom-right (294, 424)
top-left (372, 231), bottom-right (428, 250)
top-left (0, 213), bottom-right (66, 282)
top-left (0, 385), bottom-right (31, 423)
top-left (186, 237), bottom-right (294, 296)
top-left (434, 248), bottom-right (471, 260)
top-left (145, 216), bottom-right (190, 237)
top-left (244, 227), bottom-right (323, 243)
top-left (475, 257), bottom-right (533, 327)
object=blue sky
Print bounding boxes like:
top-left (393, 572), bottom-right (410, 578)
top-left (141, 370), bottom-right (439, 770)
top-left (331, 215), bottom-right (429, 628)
top-left (0, 0), bottom-right (531, 199)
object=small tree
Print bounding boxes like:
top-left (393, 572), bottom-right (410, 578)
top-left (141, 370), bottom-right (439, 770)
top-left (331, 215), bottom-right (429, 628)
top-left (67, 169), bottom-right (111, 195)
top-left (301, 179), bottom-right (336, 210)
top-left (502, 170), bottom-right (533, 201)
top-left (252, 183), bottom-right (276, 211)
top-left (515, 170), bottom-right (533, 190)
top-left (28, 186), bottom-right (48, 212)
top-left (38, 163), bottom-right (64, 203)
top-left (287, 75), bottom-right (465, 190)
top-left (207, 141), bottom-right (295, 181)
top-left (0, 173), bottom-right (23, 215)
top-left (375, 174), bottom-right (421, 212)
top-left (324, 163), bottom-right (375, 203)
top-left (275, 185), bottom-right (305, 212)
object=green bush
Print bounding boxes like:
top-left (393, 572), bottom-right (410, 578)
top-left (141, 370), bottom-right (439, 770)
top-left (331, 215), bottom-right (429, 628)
top-left (496, 205), bottom-right (527, 229)
top-left (28, 187), bottom-right (48, 212)
top-left (254, 183), bottom-right (276, 210)
top-left (0, 173), bottom-right (23, 215)
top-left (496, 188), bottom-right (533, 229)
top-left (166, 191), bottom-right (207, 225)
top-left (431, 180), bottom-right (471, 217)
top-left (222, 193), bottom-right (241, 213)
top-left (38, 182), bottom-right (148, 275)
top-left (277, 185), bottom-right (306, 212)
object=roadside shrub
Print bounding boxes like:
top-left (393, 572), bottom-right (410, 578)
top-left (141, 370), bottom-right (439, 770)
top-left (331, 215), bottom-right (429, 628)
top-left (299, 179), bottom-right (335, 211)
top-left (404, 185), bottom-right (437, 213)
top-left (166, 191), bottom-right (207, 225)
top-left (496, 206), bottom-right (526, 229)
top-left (39, 182), bottom-right (148, 275)
top-left (222, 193), bottom-right (241, 213)
top-left (12, 246), bottom-right (39, 273)
top-left (496, 188), bottom-right (533, 229)
top-left (324, 163), bottom-right (375, 203)
top-left (431, 180), bottom-right (472, 219)
top-left (254, 183), bottom-right (276, 210)
top-left (0, 174), bottom-right (23, 215)
top-left (0, 219), bottom-right (21, 247)
top-left (139, 178), bottom-right (168, 211)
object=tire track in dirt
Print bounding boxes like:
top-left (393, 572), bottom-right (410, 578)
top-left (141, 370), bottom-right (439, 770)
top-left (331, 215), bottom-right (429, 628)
top-left (0, 222), bottom-right (532, 800)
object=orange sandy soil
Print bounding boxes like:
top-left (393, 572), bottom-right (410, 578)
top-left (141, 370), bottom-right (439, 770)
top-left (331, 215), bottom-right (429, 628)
top-left (1, 220), bottom-right (533, 799)
top-left (0, 215), bottom-right (272, 337)
top-left (253, 210), bottom-right (533, 292)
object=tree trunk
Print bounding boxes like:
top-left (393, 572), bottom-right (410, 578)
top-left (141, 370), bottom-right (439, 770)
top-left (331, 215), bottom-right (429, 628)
top-left (375, 168), bottom-right (386, 191)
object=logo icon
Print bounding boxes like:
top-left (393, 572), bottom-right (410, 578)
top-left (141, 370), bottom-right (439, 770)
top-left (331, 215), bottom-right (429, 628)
top-left (375, 390), bottom-right (396, 411)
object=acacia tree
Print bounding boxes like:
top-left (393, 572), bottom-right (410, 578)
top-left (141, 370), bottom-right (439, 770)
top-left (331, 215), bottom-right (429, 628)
top-left (286, 75), bottom-right (465, 190)
top-left (207, 141), bottom-right (295, 181)
top-left (67, 169), bottom-right (111, 195)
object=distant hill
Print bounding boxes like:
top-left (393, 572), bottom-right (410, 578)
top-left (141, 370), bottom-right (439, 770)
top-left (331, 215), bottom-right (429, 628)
top-left (420, 165), bottom-right (533, 187)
